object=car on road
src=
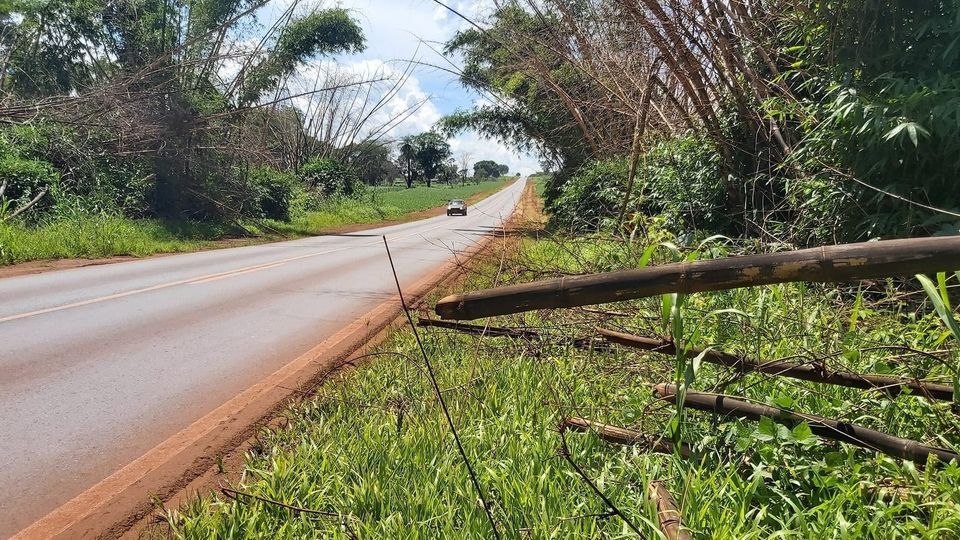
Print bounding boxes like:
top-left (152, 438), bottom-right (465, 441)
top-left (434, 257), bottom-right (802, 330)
top-left (447, 199), bottom-right (467, 216)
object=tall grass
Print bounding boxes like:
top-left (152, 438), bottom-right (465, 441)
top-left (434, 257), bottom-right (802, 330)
top-left (0, 217), bottom-right (226, 265)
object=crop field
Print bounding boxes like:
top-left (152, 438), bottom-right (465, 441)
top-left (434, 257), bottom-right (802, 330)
top-left (166, 203), bottom-right (960, 539)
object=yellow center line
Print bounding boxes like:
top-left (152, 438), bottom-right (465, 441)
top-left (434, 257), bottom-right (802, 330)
top-left (187, 262), bottom-right (289, 285)
top-left (0, 220), bottom-right (460, 325)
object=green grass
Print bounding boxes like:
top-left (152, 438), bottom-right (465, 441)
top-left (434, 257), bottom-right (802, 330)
top-left (168, 230), bottom-right (960, 539)
top-left (0, 179), bottom-right (512, 266)
top-left (0, 217), bottom-right (227, 265)
top-left (260, 178), bottom-right (511, 236)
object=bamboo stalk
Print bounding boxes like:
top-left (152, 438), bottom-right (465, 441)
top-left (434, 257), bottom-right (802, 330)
top-left (598, 328), bottom-right (954, 401)
top-left (417, 318), bottom-right (608, 350)
top-left (654, 384), bottom-right (959, 466)
top-left (562, 416), bottom-right (695, 458)
top-left (648, 480), bottom-right (693, 540)
top-left (435, 237), bottom-right (960, 320)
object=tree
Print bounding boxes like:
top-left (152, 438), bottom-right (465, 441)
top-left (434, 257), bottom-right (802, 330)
top-left (473, 160), bottom-right (507, 179)
top-left (344, 141), bottom-right (399, 185)
top-left (396, 132), bottom-right (452, 188)
top-left (412, 132), bottom-right (451, 187)
top-left (399, 137), bottom-right (417, 188)
top-left (439, 158), bottom-right (459, 184)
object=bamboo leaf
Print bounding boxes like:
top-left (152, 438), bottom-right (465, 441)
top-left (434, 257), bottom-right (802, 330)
top-left (917, 273), bottom-right (960, 343)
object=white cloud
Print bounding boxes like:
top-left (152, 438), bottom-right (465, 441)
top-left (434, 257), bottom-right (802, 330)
top-left (258, 1), bottom-right (540, 174)
top-left (450, 131), bottom-right (539, 176)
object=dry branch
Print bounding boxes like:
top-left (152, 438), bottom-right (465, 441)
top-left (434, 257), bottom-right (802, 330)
top-left (417, 318), bottom-right (608, 350)
top-left (648, 481), bottom-right (692, 540)
top-left (562, 416), bottom-right (695, 458)
top-left (654, 384), bottom-right (959, 466)
top-left (435, 237), bottom-right (960, 320)
top-left (598, 328), bottom-right (954, 401)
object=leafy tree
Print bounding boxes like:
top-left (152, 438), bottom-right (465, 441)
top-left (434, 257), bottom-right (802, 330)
top-left (343, 141), bottom-right (399, 185)
top-left (300, 157), bottom-right (360, 198)
top-left (398, 137), bottom-right (417, 188)
top-left (473, 160), bottom-right (510, 179)
top-left (1, 0), bottom-right (109, 97)
top-left (396, 132), bottom-right (452, 188)
top-left (238, 8), bottom-right (364, 105)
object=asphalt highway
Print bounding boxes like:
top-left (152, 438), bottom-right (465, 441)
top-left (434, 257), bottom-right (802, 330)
top-left (0, 178), bottom-right (525, 537)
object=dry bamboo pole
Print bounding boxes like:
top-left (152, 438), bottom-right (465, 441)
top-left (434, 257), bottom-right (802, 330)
top-left (654, 383), bottom-right (959, 466)
top-left (416, 319), bottom-right (608, 351)
top-left (562, 416), bottom-right (696, 458)
top-left (435, 237), bottom-right (960, 320)
top-left (598, 328), bottom-right (954, 401)
top-left (648, 481), bottom-right (693, 540)
top-left (417, 318), bottom-right (543, 340)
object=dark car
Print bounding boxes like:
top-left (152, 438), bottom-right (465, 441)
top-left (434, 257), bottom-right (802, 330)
top-left (447, 199), bottom-right (467, 216)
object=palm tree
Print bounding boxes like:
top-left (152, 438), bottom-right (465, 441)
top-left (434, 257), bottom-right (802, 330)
top-left (399, 138), bottom-right (415, 188)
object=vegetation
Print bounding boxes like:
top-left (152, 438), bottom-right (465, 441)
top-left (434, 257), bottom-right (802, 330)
top-left (0, 178), bottom-right (511, 265)
top-left (169, 216), bottom-right (960, 539)
top-left (472, 159), bottom-right (510, 179)
top-left (398, 132), bottom-right (455, 188)
top-left (442, 0), bottom-right (960, 243)
top-left (0, 1), bottom-right (520, 267)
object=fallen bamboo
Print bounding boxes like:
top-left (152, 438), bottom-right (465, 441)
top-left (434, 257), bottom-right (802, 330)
top-left (654, 383), bottom-right (959, 465)
top-left (648, 481), bottom-right (693, 540)
top-left (417, 318), bottom-right (543, 340)
top-left (562, 416), bottom-right (696, 458)
top-left (435, 237), bottom-right (960, 320)
top-left (599, 328), bottom-right (954, 401)
top-left (417, 318), bottom-right (608, 350)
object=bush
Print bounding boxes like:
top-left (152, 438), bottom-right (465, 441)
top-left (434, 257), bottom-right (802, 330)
top-left (0, 154), bottom-right (59, 218)
top-left (249, 166), bottom-right (296, 221)
top-left (0, 123), bottom-right (153, 218)
top-left (640, 136), bottom-right (728, 235)
top-left (548, 136), bottom-right (728, 235)
top-left (300, 158), bottom-right (362, 198)
top-left (548, 157), bottom-right (629, 232)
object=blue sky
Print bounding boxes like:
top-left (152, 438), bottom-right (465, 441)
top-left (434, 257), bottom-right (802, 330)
top-left (269, 0), bottom-right (539, 174)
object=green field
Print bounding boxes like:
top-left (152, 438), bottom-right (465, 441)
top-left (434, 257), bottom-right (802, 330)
top-left (0, 178), bottom-right (512, 266)
top-left (167, 227), bottom-right (960, 538)
top-left (259, 178), bottom-right (512, 236)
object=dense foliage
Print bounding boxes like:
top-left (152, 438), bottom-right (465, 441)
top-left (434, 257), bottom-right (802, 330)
top-left (0, 0), bottom-right (371, 226)
top-left (445, 0), bottom-right (960, 243)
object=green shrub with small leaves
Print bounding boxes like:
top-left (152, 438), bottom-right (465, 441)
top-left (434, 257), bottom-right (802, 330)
top-left (300, 158), bottom-right (362, 199)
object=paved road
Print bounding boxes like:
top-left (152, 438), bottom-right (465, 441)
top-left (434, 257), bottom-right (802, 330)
top-left (0, 179), bottom-right (525, 537)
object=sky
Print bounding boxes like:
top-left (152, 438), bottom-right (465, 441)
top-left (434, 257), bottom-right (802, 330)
top-left (278, 0), bottom-right (540, 175)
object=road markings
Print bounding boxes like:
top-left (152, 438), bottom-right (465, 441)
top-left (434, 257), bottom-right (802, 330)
top-left (0, 246), bottom-right (354, 324)
top-left (0, 221), bottom-right (462, 325)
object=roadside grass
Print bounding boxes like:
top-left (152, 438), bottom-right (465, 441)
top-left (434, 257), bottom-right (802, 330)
top-left (259, 178), bottom-right (511, 236)
top-left (168, 225), bottom-right (960, 538)
top-left (0, 178), bottom-right (511, 266)
top-left (0, 217), bottom-right (227, 265)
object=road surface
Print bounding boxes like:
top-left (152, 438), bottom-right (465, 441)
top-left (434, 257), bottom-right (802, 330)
top-left (0, 178), bottom-right (525, 537)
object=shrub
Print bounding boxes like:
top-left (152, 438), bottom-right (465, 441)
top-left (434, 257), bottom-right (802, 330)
top-left (0, 154), bottom-right (59, 218)
top-left (300, 158), bottom-right (362, 198)
top-left (548, 157), bottom-right (629, 232)
top-left (248, 166), bottom-right (296, 221)
top-left (640, 136), bottom-right (728, 235)
top-left (548, 136), bottom-right (728, 235)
